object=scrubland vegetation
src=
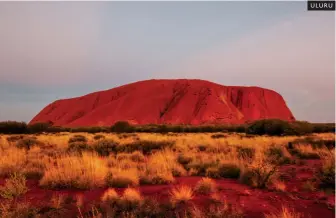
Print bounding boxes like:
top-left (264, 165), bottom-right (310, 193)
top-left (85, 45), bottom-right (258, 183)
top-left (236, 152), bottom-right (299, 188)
top-left (0, 126), bottom-right (334, 217)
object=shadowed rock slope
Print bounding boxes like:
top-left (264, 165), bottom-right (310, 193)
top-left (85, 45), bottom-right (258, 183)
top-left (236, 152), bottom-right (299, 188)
top-left (29, 79), bottom-right (295, 127)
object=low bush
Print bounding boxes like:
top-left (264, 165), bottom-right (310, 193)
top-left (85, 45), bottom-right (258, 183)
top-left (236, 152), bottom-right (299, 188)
top-left (27, 122), bottom-right (52, 133)
top-left (318, 153), bottom-right (335, 190)
top-left (93, 134), bottom-right (105, 140)
top-left (0, 121), bottom-right (27, 134)
top-left (194, 177), bottom-right (217, 195)
top-left (111, 121), bottom-right (135, 133)
top-left (246, 119), bottom-right (294, 136)
top-left (0, 173), bottom-right (28, 200)
top-left (93, 139), bottom-right (119, 156)
top-left (106, 169), bottom-right (139, 188)
top-left (67, 141), bottom-right (91, 154)
top-left (68, 135), bottom-right (87, 143)
top-left (16, 137), bottom-right (43, 150)
top-left (6, 135), bottom-right (25, 142)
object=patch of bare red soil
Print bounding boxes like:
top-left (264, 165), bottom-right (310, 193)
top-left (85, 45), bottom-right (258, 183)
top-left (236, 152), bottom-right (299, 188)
top-left (29, 79), bottom-right (295, 127)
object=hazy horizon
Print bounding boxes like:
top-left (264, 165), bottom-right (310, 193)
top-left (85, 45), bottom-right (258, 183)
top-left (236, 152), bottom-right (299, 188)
top-left (0, 2), bottom-right (334, 123)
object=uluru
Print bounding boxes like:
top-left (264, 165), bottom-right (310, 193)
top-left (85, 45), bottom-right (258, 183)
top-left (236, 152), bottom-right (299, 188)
top-left (29, 79), bottom-right (295, 127)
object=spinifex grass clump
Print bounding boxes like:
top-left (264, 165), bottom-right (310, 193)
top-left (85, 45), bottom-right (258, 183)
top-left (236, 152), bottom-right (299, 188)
top-left (194, 177), bottom-right (217, 195)
top-left (40, 153), bottom-right (107, 189)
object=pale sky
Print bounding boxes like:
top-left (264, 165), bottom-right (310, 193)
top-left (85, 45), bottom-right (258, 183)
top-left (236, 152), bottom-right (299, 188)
top-left (0, 2), bottom-right (334, 123)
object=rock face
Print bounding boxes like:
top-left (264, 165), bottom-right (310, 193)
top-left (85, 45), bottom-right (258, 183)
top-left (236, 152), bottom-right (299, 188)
top-left (29, 79), bottom-right (295, 127)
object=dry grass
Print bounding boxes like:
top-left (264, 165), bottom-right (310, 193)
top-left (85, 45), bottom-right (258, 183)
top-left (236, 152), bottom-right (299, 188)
top-left (170, 185), bottom-right (194, 205)
top-left (121, 188), bottom-right (142, 205)
top-left (39, 152), bottom-right (108, 189)
top-left (0, 132), bottom-right (334, 192)
top-left (194, 177), bottom-right (217, 195)
top-left (101, 188), bottom-right (119, 203)
top-left (265, 207), bottom-right (302, 218)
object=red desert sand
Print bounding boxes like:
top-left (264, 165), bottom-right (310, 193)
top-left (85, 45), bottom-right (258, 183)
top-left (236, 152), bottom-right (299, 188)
top-left (29, 79), bottom-right (295, 127)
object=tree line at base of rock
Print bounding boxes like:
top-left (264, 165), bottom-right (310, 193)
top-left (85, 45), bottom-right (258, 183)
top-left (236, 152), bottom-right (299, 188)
top-left (0, 120), bottom-right (334, 136)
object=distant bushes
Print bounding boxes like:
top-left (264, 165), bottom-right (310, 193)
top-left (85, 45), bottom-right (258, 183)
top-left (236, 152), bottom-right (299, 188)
top-left (0, 121), bottom-right (27, 134)
top-left (0, 120), bottom-right (334, 135)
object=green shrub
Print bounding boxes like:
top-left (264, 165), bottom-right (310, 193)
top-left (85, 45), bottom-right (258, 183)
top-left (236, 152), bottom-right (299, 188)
top-left (0, 173), bottom-right (28, 200)
top-left (111, 121), bottom-right (135, 133)
top-left (93, 139), bottom-right (119, 156)
top-left (68, 135), bottom-right (87, 143)
top-left (247, 119), bottom-right (296, 136)
top-left (27, 122), bottom-right (52, 133)
top-left (0, 121), bottom-right (27, 134)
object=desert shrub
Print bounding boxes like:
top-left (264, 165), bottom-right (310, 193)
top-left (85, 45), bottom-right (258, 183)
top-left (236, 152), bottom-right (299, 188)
top-left (111, 121), bottom-right (135, 133)
top-left (0, 202), bottom-right (39, 218)
top-left (194, 177), bottom-right (217, 195)
top-left (289, 121), bottom-right (314, 135)
top-left (236, 146), bottom-right (255, 160)
top-left (140, 171), bottom-right (175, 185)
top-left (188, 159), bottom-right (218, 176)
top-left (0, 173), bottom-right (28, 199)
top-left (246, 119), bottom-right (294, 136)
top-left (15, 137), bottom-right (42, 150)
top-left (240, 159), bottom-right (278, 188)
top-left (67, 141), bottom-right (91, 154)
top-left (318, 153), bottom-right (335, 189)
top-left (93, 139), bottom-right (119, 156)
top-left (311, 123), bottom-right (335, 133)
top-left (27, 122), bottom-right (52, 133)
top-left (0, 121), bottom-right (27, 134)
top-left (265, 147), bottom-right (291, 165)
top-left (177, 153), bottom-right (193, 165)
top-left (289, 144), bottom-right (321, 159)
top-left (68, 135), bottom-right (87, 143)
top-left (218, 164), bottom-right (241, 179)
top-left (170, 186), bottom-right (194, 206)
top-left (6, 135), bottom-right (25, 142)
top-left (119, 140), bottom-right (174, 154)
top-left (129, 151), bottom-right (145, 162)
top-left (106, 169), bottom-right (139, 188)
top-left (93, 134), bottom-right (105, 140)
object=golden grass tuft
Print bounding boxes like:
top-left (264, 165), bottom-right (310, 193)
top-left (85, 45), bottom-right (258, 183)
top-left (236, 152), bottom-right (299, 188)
top-left (0, 147), bottom-right (27, 177)
top-left (194, 177), bottom-right (217, 195)
top-left (121, 188), bottom-right (142, 204)
top-left (170, 185), bottom-right (194, 205)
top-left (101, 188), bottom-right (119, 203)
top-left (39, 152), bottom-right (108, 189)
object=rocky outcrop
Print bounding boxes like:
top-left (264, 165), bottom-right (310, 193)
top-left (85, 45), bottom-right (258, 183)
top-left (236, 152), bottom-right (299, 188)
top-left (29, 79), bottom-right (295, 127)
